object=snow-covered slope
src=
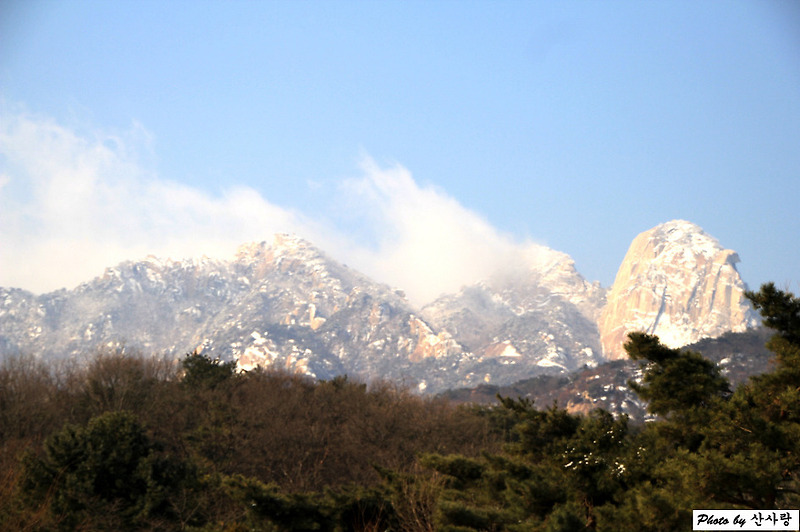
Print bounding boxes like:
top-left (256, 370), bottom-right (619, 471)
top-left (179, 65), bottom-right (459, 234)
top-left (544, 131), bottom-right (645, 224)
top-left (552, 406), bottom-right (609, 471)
top-left (597, 220), bottom-right (758, 359)
top-left (0, 234), bottom-right (471, 391)
top-left (420, 244), bottom-right (607, 382)
top-left (1, 221), bottom-right (760, 393)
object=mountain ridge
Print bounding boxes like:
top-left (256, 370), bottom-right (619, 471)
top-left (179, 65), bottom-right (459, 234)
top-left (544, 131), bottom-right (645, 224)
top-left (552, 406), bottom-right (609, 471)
top-left (0, 221), bottom-right (758, 394)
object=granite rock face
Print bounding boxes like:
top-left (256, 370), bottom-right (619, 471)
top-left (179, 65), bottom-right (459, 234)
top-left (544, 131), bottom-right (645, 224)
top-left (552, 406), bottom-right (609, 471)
top-left (598, 220), bottom-right (758, 359)
top-left (0, 235), bottom-right (610, 392)
top-left (420, 244), bottom-right (607, 383)
top-left (1, 221), bottom-right (761, 393)
top-left (0, 234), bottom-right (470, 392)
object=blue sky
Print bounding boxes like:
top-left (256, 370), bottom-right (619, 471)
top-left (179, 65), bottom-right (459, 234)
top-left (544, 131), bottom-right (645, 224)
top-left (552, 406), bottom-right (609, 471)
top-left (1, 0), bottom-right (799, 303)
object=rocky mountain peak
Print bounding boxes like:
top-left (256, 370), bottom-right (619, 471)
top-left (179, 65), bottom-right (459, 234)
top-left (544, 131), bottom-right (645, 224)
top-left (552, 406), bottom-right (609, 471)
top-left (598, 220), bottom-right (758, 360)
top-left (1, 222), bottom-right (763, 396)
top-left (646, 220), bottom-right (731, 262)
top-left (233, 234), bottom-right (344, 286)
top-left (235, 233), bottom-right (317, 265)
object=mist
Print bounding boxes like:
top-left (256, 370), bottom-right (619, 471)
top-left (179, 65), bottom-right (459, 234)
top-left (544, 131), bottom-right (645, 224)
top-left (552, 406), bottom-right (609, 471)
top-left (0, 108), bottom-right (546, 306)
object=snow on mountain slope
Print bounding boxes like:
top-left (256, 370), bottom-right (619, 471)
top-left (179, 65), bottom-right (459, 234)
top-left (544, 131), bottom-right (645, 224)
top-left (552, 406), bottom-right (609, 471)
top-left (598, 220), bottom-right (758, 359)
top-left (1, 221), bottom-right (759, 393)
top-left (420, 243), bottom-right (607, 383)
top-left (0, 234), bottom-right (471, 391)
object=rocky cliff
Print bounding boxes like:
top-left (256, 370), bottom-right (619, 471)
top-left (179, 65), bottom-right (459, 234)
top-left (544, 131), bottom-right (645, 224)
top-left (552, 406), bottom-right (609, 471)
top-left (420, 244), bottom-right (607, 381)
top-left (597, 220), bottom-right (758, 359)
top-left (1, 221), bottom-right (761, 393)
top-left (0, 234), bottom-right (473, 391)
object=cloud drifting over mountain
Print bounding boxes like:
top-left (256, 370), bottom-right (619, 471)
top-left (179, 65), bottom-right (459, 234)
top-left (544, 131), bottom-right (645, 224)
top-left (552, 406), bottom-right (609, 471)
top-left (0, 108), bottom-right (305, 294)
top-left (0, 107), bottom-right (533, 304)
top-left (333, 158), bottom-right (524, 304)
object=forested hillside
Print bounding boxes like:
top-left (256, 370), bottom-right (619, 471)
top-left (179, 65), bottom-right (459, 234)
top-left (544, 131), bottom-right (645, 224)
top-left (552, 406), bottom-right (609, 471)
top-left (1, 284), bottom-right (798, 531)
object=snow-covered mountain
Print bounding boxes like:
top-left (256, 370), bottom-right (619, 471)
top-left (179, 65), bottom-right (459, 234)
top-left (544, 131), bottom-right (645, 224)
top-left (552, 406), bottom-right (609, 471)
top-left (0, 221), bottom-right (759, 393)
top-left (1, 234), bottom-right (470, 392)
top-left (598, 220), bottom-right (758, 359)
top-left (420, 245), bottom-right (607, 381)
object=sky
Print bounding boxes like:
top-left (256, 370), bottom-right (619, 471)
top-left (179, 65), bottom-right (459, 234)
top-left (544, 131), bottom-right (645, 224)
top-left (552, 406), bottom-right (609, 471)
top-left (1, 0), bottom-right (799, 305)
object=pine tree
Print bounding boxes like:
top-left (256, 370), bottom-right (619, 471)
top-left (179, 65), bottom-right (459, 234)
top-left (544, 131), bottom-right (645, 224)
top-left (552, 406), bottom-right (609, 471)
top-left (624, 332), bottom-right (730, 419)
top-left (180, 351), bottom-right (237, 390)
top-left (695, 284), bottom-right (800, 509)
top-left (21, 411), bottom-right (195, 530)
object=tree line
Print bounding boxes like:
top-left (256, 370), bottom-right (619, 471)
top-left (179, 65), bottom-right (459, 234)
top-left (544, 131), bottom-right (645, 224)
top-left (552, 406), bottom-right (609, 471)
top-left (0, 283), bottom-right (797, 531)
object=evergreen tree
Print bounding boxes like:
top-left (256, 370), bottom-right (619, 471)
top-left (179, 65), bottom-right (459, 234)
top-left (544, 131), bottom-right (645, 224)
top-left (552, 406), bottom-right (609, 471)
top-left (604, 284), bottom-right (800, 525)
top-left (693, 284), bottom-right (800, 509)
top-left (420, 398), bottom-right (630, 531)
top-left (745, 283), bottom-right (800, 423)
top-left (624, 332), bottom-right (730, 419)
top-left (180, 351), bottom-right (237, 390)
top-left (21, 411), bottom-right (195, 530)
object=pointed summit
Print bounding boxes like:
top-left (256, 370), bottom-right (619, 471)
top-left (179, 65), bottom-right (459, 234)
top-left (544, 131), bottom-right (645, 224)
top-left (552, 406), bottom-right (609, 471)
top-left (598, 220), bottom-right (758, 359)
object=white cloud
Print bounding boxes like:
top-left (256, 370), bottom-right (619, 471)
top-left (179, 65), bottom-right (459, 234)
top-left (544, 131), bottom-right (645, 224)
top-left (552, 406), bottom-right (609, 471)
top-left (0, 109), bottom-right (311, 293)
top-left (0, 108), bottom-right (541, 305)
top-left (331, 158), bottom-right (525, 304)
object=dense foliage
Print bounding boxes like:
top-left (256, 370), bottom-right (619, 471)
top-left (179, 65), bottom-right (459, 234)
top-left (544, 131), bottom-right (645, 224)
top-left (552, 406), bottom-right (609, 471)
top-left (1, 283), bottom-right (797, 530)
